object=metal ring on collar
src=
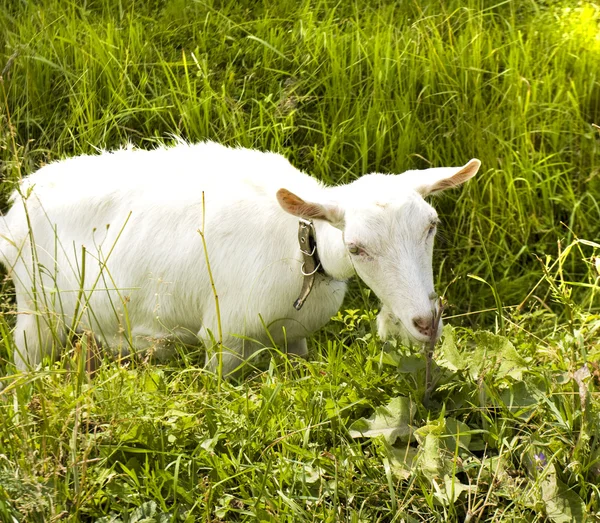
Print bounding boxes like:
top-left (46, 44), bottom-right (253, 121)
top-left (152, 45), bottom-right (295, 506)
top-left (300, 261), bottom-right (322, 276)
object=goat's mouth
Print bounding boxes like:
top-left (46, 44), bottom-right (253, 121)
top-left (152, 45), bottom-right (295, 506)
top-left (397, 316), bottom-right (443, 346)
top-left (410, 325), bottom-right (442, 344)
top-left (376, 307), bottom-right (442, 346)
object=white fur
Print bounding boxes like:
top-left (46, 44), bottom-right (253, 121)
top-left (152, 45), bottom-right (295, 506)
top-left (0, 141), bottom-right (479, 374)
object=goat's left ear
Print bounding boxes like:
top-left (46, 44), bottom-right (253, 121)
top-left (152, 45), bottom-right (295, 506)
top-left (413, 159), bottom-right (481, 197)
top-left (276, 188), bottom-right (345, 228)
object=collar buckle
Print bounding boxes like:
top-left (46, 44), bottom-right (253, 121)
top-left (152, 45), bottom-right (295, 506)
top-left (293, 218), bottom-right (324, 310)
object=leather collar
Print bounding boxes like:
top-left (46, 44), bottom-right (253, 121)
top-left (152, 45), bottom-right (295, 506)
top-left (293, 218), bottom-right (325, 310)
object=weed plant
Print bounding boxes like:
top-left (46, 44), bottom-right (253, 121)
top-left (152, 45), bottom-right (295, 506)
top-left (0, 0), bottom-right (599, 521)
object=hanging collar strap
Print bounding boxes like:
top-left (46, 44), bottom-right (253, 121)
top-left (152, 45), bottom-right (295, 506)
top-left (293, 218), bottom-right (325, 310)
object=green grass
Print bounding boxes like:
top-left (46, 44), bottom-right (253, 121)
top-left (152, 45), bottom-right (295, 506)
top-left (0, 0), bottom-right (599, 521)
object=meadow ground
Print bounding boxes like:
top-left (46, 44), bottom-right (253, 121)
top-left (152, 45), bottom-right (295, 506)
top-left (0, 0), bottom-right (599, 521)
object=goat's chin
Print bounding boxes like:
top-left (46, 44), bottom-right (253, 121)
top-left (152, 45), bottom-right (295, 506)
top-left (376, 307), bottom-right (413, 344)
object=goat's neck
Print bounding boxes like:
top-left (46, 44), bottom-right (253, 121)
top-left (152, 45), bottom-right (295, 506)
top-left (314, 221), bottom-right (354, 280)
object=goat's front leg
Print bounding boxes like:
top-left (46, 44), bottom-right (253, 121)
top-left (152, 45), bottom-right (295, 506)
top-left (198, 322), bottom-right (252, 377)
top-left (286, 338), bottom-right (308, 358)
top-left (202, 337), bottom-right (246, 377)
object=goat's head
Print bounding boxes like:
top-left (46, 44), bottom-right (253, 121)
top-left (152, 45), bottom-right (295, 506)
top-left (277, 159), bottom-right (480, 345)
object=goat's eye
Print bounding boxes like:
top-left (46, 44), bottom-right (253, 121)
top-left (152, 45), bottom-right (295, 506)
top-left (427, 224), bottom-right (437, 237)
top-left (347, 244), bottom-right (365, 256)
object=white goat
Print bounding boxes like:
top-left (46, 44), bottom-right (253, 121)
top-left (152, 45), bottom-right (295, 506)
top-left (0, 141), bottom-right (480, 374)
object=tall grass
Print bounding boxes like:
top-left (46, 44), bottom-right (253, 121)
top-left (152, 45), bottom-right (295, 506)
top-left (1, 0), bottom-right (599, 318)
top-left (1, 0), bottom-right (600, 521)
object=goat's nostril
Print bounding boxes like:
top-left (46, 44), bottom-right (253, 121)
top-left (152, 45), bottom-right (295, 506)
top-left (413, 316), bottom-right (433, 337)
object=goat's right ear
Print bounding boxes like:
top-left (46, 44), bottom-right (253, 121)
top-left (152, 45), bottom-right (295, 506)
top-left (276, 189), bottom-right (344, 228)
top-left (411, 159), bottom-right (481, 197)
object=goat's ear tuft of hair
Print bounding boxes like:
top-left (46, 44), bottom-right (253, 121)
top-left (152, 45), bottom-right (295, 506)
top-left (276, 189), bottom-right (344, 228)
top-left (413, 159), bottom-right (481, 197)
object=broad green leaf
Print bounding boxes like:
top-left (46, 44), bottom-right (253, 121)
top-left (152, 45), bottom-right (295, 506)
top-left (301, 464), bottom-right (322, 484)
top-left (385, 443), bottom-right (419, 480)
top-left (499, 380), bottom-right (542, 418)
top-left (497, 340), bottom-right (528, 380)
top-left (215, 494), bottom-right (235, 519)
top-left (375, 351), bottom-right (426, 373)
top-left (437, 325), bottom-right (466, 372)
top-left (414, 420), bottom-right (458, 479)
top-left (372, 350), bottom-right (403, 367)
top-left (444, 417), bottom-right (472, 452)
top-left (130, 500), bottom-right (171, 523)
top-left (590, 446), bottom-right (600, 483)
top-left (349, 396), bottom-right (415, 444)
top-left (470, 332), bottom-right (528, 380)
top-left (164, 409), bottom-right (194, 422)
top-left (433, 474), bottom-right (474, 505)
top-left (94, 516), bottom-right (123, 523)
top-left (478, 455), bottom-right (512, 485)
top-left (396, 355), bottom-right (426, 374)
top-left (142, 370), bottom-right (164, 392)
top-left (414, 418), bottom-right (445, 441)
top-left (541, 465), bottom-right (586, 523)
top-left (200, 433), bottom-right (221, 452)
top-left (468, 345), bottom-right (487, 380)
top-left (118, 424), bottom-right (153, 447)
top-left (417, 432), bottom-right (445, 478)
